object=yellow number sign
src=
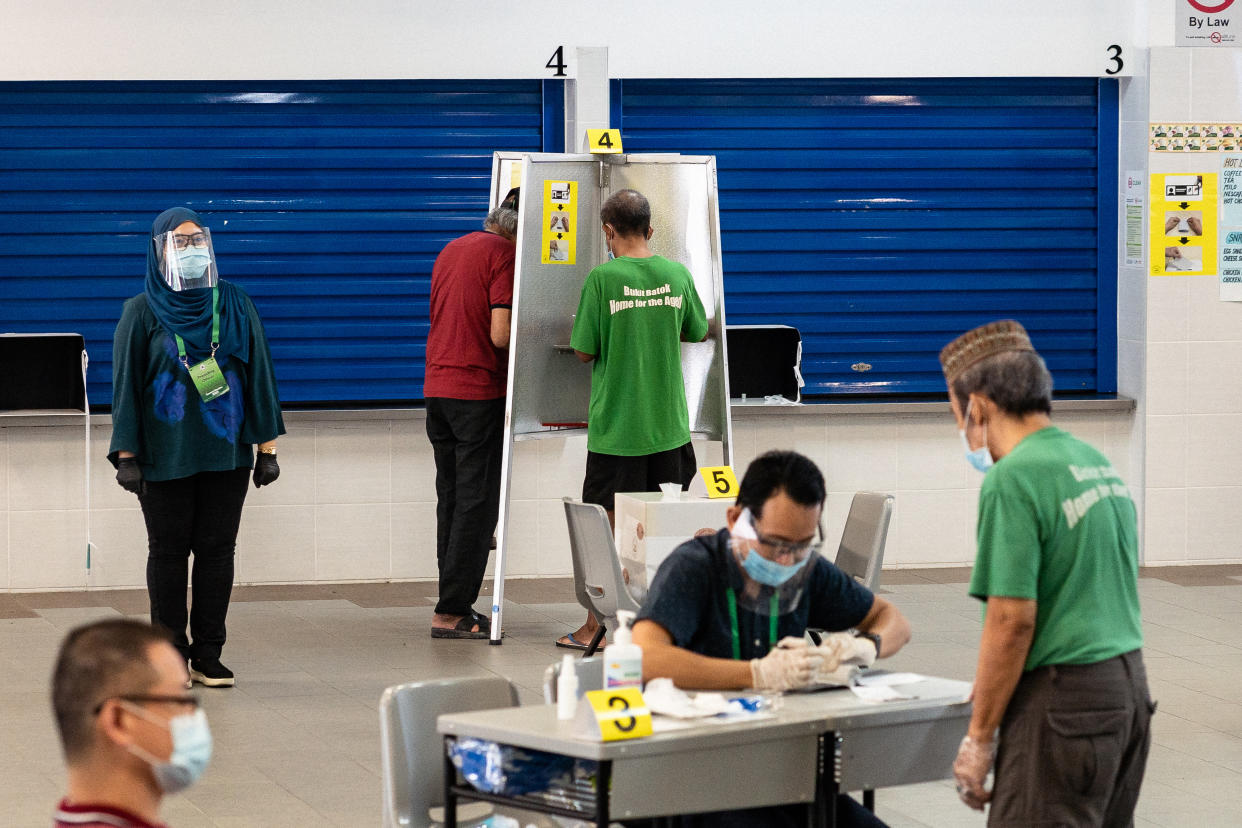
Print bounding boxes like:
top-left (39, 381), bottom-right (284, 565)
top-left (698, 465), bottom-right (739, 499)
top-left (582, 688), bottom-right (652, 741)
top-left (587, 128), bottom-right (623, 154)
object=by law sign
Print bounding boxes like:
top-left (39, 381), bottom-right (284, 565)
top-left (1179, 0), bottom-right (1239, 46)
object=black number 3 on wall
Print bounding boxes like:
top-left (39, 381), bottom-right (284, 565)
top-left (1106, 45), bottom-right (1123, 75)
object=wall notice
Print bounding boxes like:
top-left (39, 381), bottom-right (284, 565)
top-left (1177, 0), bottom-right (1240, 47)
top-left (541, 180), bottom-right (578, 265)
top-left (1125, 171), bottom-right (1144, 267)
top-left (1150, 173), bottom-right (1217, 276)
top-left (1220, 156), bottom-right (1242, 299)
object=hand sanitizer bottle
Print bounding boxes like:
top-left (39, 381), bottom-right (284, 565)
top-left (603, 610), bottom-right (643, 690)
top-left (557, 654), bottom-right (578, 720)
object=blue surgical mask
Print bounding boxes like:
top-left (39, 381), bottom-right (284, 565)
top-left (742, 547), bottom-right (810, 587)
top-left (125, 706), bottom-right (213, 793)
top-left (176, 248), bottom-right (211, 282)
top-left (959, 401), bottom-right (993, 473)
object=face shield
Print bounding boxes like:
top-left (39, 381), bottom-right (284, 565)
top-left (156, 227), bottom-right (218, 291)
top-left (728, 508), bottom-right (820, 615)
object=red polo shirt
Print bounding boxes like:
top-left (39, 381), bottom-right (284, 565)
top-left (423, 230), bottom-right (515, 400)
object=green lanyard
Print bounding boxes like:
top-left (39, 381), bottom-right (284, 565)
top-left (726, 588), bottom-right (779, 660)
top-left (174, 286), bottom-right (220, 369)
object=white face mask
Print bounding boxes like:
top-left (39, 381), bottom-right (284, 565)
top-left (122, 703), bottom-right (213, 794)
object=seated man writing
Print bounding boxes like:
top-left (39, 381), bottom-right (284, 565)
top-left (633, 450), bottom-right (912, 828)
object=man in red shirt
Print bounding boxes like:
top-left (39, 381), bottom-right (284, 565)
top-left (425, 205), bottom-right (518, 638)
top-left (52, 619), bottom-right (210, 828)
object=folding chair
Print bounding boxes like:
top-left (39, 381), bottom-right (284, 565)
top-left (832, 492), bottom-right (894, 591)
top-left (379, 676), bottom-right (518, 828)
top-left (563, 497), bottom-right (643, 657)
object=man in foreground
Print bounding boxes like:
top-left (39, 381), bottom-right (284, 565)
top-left (52, 618), bottom-right (212, 828)
top-left (558, 188), bottom-right (709, 650)
top-left (941, 319), bottom-right (1153, 825)
top-left (424, 205), bottom-right (518, 638)
top-left (632, 450), bottom-right (911, 827)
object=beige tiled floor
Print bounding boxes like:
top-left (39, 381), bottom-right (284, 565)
top-left (2, 569), bottom-right (1242, 827)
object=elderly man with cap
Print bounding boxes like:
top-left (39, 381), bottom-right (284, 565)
top-left (941, 320), bottom-right (1154, 826)
top-left (632, 449), bottom-right (911, 828)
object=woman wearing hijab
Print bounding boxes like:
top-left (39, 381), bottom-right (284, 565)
top-left (109, 207), bottom-right (285, 688)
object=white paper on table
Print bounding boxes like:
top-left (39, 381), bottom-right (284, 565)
top-left (854, 672), bottom-right (924, 687)
top-left (849, 684), bottom-right (912, 703)
top-left (650, 716), bottom-right (698, 732)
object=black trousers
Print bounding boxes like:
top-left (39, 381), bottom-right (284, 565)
top-left (138, 467), bottom-right (250, 661)
top-left (989, 649), bottom-right (1154, 827)
top-left (426, 397), bottom-right (505, 617)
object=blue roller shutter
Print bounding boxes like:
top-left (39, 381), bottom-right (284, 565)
top-left (0, 79), bottom-right (559, 407)
top-left (617, 78), bottom-right (1118, 396)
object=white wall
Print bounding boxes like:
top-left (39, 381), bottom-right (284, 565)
top-left (1143, 46), bottom-right (1242, 564)
top-left (8, 2), bottom-right (1242, 589)
top-left (0, 1), bottom-right (1137, 81)
top-left (0, 407), bottom-right (1137, 590)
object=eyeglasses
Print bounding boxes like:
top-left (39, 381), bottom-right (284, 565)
top-left (93, 693), bottom-right (201, 715)
top-left (752, 524), bottom-right (824, 562)
top-left (170, 233), bottom-right (208, 251)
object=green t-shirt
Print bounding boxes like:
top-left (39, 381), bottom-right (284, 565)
top-left (108, 291), bottom-right (286, 482)
top-left (570, 255), bottom-right (709, 456)
top-left (970, 426), bottom-right (1143, 671)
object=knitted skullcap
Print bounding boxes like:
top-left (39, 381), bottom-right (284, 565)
top-left (939, 320), bottom-right (1035, 384)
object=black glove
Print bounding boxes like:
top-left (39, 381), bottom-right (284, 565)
top-left (253, 452), bottom-right (280, 488)
top-left (115, 457), bottom-right (146, 495)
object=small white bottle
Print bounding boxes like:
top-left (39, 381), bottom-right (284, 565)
top-left (603, 610), bottom-right (643, 690)
top-left (557, 654), bottom-right (578, 721)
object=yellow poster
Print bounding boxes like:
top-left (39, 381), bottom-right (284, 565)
top-left (541, 180), bottom-right (578, 265)
top-left (1150, 173), bottom-right (1217, 276)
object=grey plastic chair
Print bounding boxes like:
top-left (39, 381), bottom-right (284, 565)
top-left (832, 492), bottom-right (894, 591)
top-left (563, 497), bottom-right (643, 657)
top-left (541, 655), bottom-right (605, 704)
top-left (379, 675), bottom-right (518, 828)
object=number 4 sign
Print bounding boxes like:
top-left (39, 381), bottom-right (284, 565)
top-left (587, 128), bottom-right (623, 154)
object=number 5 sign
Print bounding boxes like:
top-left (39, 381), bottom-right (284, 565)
top-left (696, 465), bottom-right (738, 499)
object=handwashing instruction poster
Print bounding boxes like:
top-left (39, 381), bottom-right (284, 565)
top-left (542, 180), bottom-right (578, 265)
top-left (1150, 173), bottom-right (1217, 275)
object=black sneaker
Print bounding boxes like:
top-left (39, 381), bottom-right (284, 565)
top-left (189, 657), bottom-right (235, 688)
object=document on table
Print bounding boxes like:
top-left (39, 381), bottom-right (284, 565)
top-left (849, 671), bottom-right (926, 703)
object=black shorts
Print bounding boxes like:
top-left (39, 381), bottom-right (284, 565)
top-left (582, 442), bottom-right (697, 512)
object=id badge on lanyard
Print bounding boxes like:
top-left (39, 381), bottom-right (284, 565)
top-left (176, 286), bottom-right (230, 402)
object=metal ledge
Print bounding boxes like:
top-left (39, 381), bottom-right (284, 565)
top-left (729, 394), bottom-right (1136, 417)
top-left (1, 395), bottom-right (1135, 429)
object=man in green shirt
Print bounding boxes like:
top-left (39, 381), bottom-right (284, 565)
top-left (941, 320), bottom-right (1153, 826)
top-left (556, 189), bottom-right (710, 651)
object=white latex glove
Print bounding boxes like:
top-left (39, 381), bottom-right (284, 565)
top-left (807, 631), bottom-right (855, 672)
top-left (750, 636), bottom-right (820, 691)
top-left (953, 734), bottom-right (997, 810)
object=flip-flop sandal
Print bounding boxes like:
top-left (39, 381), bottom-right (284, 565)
top-left (554, 632), bottom-right (590, 651)
top-left (431, 614), bottom-right (489, 640)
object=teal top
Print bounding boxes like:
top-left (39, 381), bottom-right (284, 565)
top-left (108, 286), bottom-right (285, 482)
top-left (970, 426), bottom-right (1143, 670)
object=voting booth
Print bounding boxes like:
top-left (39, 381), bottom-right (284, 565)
top-left (486, 152), bottom-right (733, 642)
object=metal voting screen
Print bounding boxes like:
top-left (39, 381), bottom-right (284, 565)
top-left (485, 152), bottom-right (733, 643)
top-left (492, 152), bottom-right (731, 447)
